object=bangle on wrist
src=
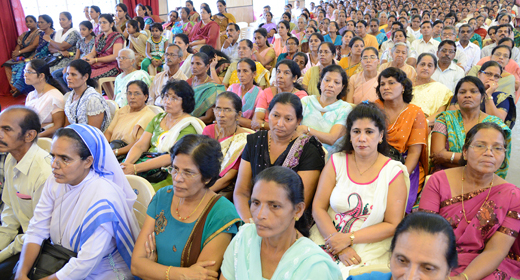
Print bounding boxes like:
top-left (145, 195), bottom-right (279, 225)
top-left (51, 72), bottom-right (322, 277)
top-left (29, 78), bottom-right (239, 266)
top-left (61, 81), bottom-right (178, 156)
top-left (307, 126), bottom-right (311, 134)
top-left (460, 273), bottom-right (469, 280)
top-left (115, 149), bottom-right (119, 156)
top-left (166, 266), bottom-right (172, 280)
top-left (349, 232), bottom-right (355, 247)
top-left (133, 164), bottom-right (137, 175)
top-left (450, 152), bottom-right (455, 163)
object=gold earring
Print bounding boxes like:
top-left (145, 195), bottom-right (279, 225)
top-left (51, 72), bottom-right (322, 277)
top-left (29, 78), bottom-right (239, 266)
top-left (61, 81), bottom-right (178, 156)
top-left (295, 217), bottom-right (299, 221)
top-left (379, 140), bottom-right (383, 144)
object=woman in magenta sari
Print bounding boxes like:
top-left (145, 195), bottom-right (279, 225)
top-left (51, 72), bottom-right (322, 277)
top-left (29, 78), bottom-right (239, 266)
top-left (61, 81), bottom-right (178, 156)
top-left (82, 14), bottom-right (123, 81)
top-left (188, 5), bottom-right (219, 50)
top-left (419, 122), bottom-right (520, 280)
top-left (202, 92), bottom-right (252, 201)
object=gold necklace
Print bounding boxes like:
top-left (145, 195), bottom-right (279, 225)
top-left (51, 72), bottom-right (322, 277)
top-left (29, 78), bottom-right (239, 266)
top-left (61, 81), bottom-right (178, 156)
top-left (354, 153), bottom-right (379, 176)
top-left (193, 75), bottom-right (210, 86)
top-left (175, 190), bottom-right (208, 221)
top-left (461, 167), bottom-right (494, 224)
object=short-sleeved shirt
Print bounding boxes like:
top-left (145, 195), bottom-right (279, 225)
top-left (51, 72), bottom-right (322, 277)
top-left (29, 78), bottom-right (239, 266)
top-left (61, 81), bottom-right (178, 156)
top-left (242, 131), bottom-right (325, 178)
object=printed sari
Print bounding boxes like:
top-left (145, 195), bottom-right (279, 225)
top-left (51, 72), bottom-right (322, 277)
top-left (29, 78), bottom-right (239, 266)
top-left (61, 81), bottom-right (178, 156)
top-left (189, 20), bottom-right (220, 49)
top-left (191, 82), bottom-right (226, 117)
top-left (91, 32), bottom-right (124, 80)
top-left (376, 101), bottom-right (428, 212)
top-left (433, 110), bottom-right (511, 178)
top-left (419, 170), bottom-right (520, 279)
top-left (227, 84), bottom-right (263, 119)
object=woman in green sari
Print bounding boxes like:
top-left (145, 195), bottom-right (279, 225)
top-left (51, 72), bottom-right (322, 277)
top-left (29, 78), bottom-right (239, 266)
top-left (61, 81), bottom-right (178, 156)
top-left (187, 52), bottom-right (226, 124)
top-left (131, 134), bottom-right (242, 279)
top-left (431, 76), bottom-right (511, 178)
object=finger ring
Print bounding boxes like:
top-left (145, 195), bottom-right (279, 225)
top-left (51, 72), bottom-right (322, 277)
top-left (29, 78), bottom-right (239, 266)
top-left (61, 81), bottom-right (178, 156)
top-left (351, 257), bottom-right (356, 261)
top-left (151, 250), bottom-right (155, 253)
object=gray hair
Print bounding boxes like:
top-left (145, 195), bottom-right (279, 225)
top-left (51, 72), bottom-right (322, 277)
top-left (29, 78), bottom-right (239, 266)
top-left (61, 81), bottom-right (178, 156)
top-left (119, 48), bottom-right (136, 60)
top-left (298, 15), bottom-right (308, 24)
top-left (441, 26), bottom-right (456, 36)
top-left (459, 23), bottom-right (474, 33)
top-left (167, 43), bottom-right (184, 58)
top-left (392, 42), bottom-right (409, 53)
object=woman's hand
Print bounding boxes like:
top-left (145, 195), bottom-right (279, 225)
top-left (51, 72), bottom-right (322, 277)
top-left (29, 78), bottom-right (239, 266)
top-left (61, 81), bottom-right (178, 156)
top-left (84, 57), bottom-right (94, 65)
top-left (297, 125), bottom-right (309, 135)
top-left (145, 232), bottom-right (157, 262)
top-left (337, 247), bottom-right (362, 267)
top-left (120, 162), bottom-right (135, 175)
top-left (250, 119), bottom-right (262, 131)
top-left (324, 232), bottom-right (349, 255)
top-left (210, 56), bottom-right (218, 69)
top-left (484, 80), bottom-right (499, 97)
top-left (183, 261), bottom-right (219, 280)
top-left (430, 151), bottom-right (447, 165)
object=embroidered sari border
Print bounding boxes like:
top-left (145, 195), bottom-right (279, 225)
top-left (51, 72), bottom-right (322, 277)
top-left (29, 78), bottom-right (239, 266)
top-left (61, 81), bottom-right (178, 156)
top-left (203, 218), bottom-right (243, 247)
top-left (440, 189), bottom-right (488, 208)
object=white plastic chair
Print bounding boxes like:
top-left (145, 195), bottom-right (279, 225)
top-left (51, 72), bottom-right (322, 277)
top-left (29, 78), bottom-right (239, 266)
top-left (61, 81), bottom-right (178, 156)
top-left (126, 175), bottom-right (155, 228)
top-left (97, 77), bottom-right (116, 99)
top-left (236, 21), bottom-right (248, 30)
top-left (37, 137), bottom-right (52, 152)
top-left (106, 100), bottom-right (119, 119)
top-left (148, 105), bottom-right (164, 114)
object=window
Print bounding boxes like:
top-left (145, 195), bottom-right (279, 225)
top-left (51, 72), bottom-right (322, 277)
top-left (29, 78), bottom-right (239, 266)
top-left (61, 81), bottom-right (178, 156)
top-left (21, 0), bottom-right (118, 29)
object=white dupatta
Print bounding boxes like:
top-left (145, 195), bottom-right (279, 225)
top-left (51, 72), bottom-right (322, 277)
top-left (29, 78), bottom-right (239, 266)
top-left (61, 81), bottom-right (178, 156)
top-left (155, 116), bottom-right (204, 153)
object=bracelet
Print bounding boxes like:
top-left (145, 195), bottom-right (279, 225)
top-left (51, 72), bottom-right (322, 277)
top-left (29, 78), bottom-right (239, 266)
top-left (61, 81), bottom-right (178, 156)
top-left (95, 58), bottom-right (98, 63)
top-left (166, 266), bottom-right (172, 280)
top-left (307, 126), bottom-right (311, 134)
top-left (115, 149), bottom-right (119, 156)
top-left (133, 164), bottom-right (137, 175)
top-left (460, 273), bottom-right (468, 280)
top-left (349, 232), bottom-right (355, 247)
top-left (450, 152), bottom-right (455, 163)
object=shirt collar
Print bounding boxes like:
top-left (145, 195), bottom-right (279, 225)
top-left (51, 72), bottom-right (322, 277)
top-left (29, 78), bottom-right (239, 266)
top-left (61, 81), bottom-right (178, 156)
top-left (12, 143), bottom-right (42, 176)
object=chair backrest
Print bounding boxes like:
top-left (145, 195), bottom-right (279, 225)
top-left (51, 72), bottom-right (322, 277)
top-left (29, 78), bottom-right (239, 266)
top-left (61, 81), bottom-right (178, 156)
top-left (126, 175), bottom-right (156, 228)
top-left (148, 105), bottom-right (165, 114)
top-left (106, 100), bottom-right (119, 119)
top-left (37, 137), bottom-right (52, 152)
top-left (236, 21), bottom-right (248, 30)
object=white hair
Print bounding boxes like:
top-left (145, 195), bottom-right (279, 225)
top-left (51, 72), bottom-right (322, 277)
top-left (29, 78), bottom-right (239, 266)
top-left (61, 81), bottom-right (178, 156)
top-left (119, 48), bottom-right (136, 60)
top-left (392, 42), bottom-right (409, 53)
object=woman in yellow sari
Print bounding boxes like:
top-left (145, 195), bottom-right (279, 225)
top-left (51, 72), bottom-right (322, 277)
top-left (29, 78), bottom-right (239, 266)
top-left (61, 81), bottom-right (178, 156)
top-left (223, 39), bottom-right (270, 89)
top-left (214, 0), bottom-right (236, 47)
top-left (338, 36), bottom-right (364, 78)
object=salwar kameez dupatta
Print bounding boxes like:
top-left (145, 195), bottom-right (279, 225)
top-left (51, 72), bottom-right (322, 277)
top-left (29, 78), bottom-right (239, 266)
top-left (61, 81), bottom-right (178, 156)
top-left (91, 32), bottom-right (124, 80)
top-left (24, 124), bottom-right (140, 279)
top-left (419, 171), bottom-right (520, 279)
top-left (432, 110), bottom-right (511, 178)
top-left (221, 223), bottom-right (343, 280)
top-left (189, 20), bottom-right (220, 49)
top-left (227, 84), bottom-right (264, 119)
top-left (191, 82), bottom-right (226, 117)
top-left (376, 100), bottom-right (428, 212)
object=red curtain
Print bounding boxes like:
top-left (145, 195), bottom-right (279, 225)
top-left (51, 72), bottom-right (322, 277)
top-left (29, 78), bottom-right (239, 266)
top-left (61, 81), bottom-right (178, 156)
top-left (0, 0), bottom-right (26, 97)
top-left (124, 0), bottom-right (159, 19)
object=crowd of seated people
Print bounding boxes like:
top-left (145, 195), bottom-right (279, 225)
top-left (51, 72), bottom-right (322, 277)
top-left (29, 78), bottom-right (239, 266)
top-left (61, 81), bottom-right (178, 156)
top-left (1, 0), bottom-right (520, 279)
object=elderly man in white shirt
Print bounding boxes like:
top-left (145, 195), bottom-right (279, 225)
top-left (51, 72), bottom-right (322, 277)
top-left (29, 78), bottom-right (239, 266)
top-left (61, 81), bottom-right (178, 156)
top-left (481, 24), bottom-right (520, 63)
top-left (149, 44), bottom-right (188, 106)
top-left (221, 23), bottom-right (240, 63)
top-left (432, 40), bottom-right (466, 92)
top-left (411, 21), bottom-right (440, 56)
top-left (0, 106), bottom-right (51, 275)
top-left (456, 24), bottom-right (481, 73)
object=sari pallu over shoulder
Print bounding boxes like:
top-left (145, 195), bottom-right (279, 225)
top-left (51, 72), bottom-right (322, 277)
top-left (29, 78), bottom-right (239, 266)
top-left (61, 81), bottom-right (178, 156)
top-left (191, 82), bottom-right (226, 118)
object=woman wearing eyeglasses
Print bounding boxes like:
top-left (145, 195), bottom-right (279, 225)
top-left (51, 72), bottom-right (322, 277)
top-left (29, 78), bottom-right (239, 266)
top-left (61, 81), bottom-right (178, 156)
top-left (113, 49), bottom-right (151, 107)
top-left (431, 76), bottom-right (511, 179)
top-left (463, 60), bottom-right (517, 129)
top-left (131, 134), bottom-right (242, 280)
top-left (121, 80), bottom-right (204, 189)
top-left (420, 122), bottom-right (520, 280)
top-left (345, 47), bottom-right (380, 104)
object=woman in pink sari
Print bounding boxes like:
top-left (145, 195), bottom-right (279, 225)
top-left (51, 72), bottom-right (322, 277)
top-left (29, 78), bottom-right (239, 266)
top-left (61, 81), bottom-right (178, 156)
top-left (188, 5), bottom-right (220, 50)
top-left (202, 92), bottom-right (252, 201)
top-left (419, 122), bottom-right (520, 280)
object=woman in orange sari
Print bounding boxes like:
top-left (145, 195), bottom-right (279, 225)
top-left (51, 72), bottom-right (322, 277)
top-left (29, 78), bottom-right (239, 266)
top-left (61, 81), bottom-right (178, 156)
top-left (375, 67), bottom-right (428, 213)
top-left (188, 5), bottom-right (220, 50)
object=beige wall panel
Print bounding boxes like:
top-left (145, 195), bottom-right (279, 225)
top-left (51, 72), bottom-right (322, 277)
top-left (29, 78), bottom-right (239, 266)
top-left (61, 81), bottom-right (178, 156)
top-left (228, 6), bottom-right (254, 23)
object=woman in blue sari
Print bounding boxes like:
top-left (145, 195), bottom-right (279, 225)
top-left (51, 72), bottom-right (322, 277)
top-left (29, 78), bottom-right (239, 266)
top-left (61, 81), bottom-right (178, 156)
top-left (10, 15), bottom-right (55, 96)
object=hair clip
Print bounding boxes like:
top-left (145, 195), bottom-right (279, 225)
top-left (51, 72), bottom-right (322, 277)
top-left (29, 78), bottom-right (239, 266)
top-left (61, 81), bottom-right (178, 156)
top-left (362, 100), bottom-right (369, 104)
